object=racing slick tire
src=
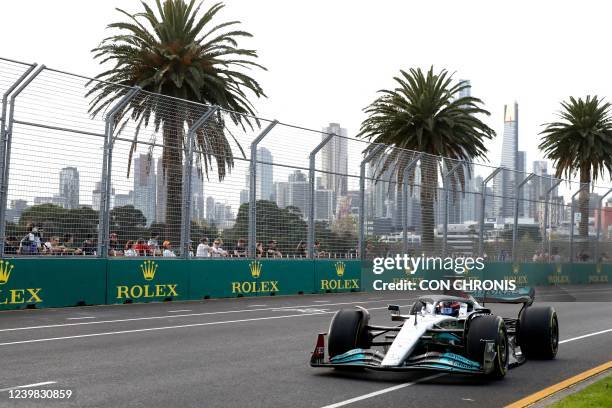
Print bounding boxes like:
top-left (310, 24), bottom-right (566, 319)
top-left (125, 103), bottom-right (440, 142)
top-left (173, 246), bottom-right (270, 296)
top-left (466, 315), bottom-right (509, 379)
top-left (519, 306), bottom-right (558, 360)
top-left (327, 308), bottom-right (371, 358)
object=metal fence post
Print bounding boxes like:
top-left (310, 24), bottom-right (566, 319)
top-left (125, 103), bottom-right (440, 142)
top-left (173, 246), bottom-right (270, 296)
top-left (569, 182), bottom-right (589, 263)
top-left (180, 106), bottom-right (218, 258)
top-left (0, 65), bottom-right (44, 256)
top-left (359, 145), bottom-right (385, 260)
top-left (308, 133), bottom-right (334, 258)
top-left (542, 179), bottom-right (562, 257)
top-left (478, 167), bottom-right (502, 258)
top-left (97, 87), bottom-right (141, 258)
top-left (512, 173), bottom-right (535, 262)
top-left (248, 120), bottom-right (278, 258)
top-left (402, 153), bottom-right (422, 254)
top-left (594, 187), bottom-right (612, 263)
top-left (442, 161), bottom-right (462, 257)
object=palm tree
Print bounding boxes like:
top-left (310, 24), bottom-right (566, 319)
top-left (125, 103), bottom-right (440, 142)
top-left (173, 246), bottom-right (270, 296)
top-left (539, 96), bottom-right (612, 242)
top-left (358, 67), bottom-right (495, 253)
top-left (88, 0), bottom-right (265, 246)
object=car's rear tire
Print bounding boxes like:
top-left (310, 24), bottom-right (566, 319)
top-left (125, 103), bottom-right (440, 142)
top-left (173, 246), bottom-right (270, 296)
top-left (466, 315), bottom-right (508, 379)
top-left (519, 306), bottom-right (558, 359)
top-left (327, 308), bottom-right (371, 358)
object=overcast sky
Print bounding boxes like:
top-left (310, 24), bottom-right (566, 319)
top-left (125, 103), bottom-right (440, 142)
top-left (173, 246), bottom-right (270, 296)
top-left (2, 0), bottom-right (612, 199)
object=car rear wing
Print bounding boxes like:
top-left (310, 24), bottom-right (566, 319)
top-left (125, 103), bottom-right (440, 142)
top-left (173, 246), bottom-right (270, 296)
top-left (469, 287), bottom-right (535, 305)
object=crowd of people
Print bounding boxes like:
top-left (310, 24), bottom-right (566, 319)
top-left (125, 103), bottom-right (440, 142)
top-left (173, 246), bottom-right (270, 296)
top-left (4, 224), bottom-right (351, 259)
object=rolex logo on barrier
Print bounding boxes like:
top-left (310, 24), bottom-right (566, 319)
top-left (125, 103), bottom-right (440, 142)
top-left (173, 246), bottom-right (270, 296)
top-left (115, 260), bottom-right (178, 300)
top-left (320, 261), bottom-right (359, 291)
top-left (589, 262), bottom-right (608, 283)
top-left (335, 261), bottom-right (345, 277)
top-left (0, 260), bottom-right (43, 305)
top-left (250, 260), bottom-right (262, 279)
top-left (140, 260), bottom-right (158, 281)
top-left (231, 261), bottom-right (279, 294)
top-left (505, 262), bottom-right (528, 285)
top-left (0, 260), bottom-right (13, 285)
top-left (549, 263), bottom-right (569, 284)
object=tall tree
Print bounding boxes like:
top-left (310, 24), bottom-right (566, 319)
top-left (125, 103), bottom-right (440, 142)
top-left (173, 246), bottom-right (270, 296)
top-left (358, 67), bottom-right (495, 253)
top-left (88, 0), bottom-right (265, 246)
top-left (539, 96), bottom-right (612, 240)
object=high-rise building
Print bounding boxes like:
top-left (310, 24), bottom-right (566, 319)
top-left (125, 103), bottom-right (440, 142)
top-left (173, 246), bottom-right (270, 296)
top-left (93, 181), bottom-right (117, 211)
top-left (59, 167), bottom-right (80, 209)
top-left (321, 123), bottom-right (348, 204)
top-left (133, 154), bottom-right (156, 226)
top-left (517, 150), bottom-right (526, 216)
top-left (314, 189), bottom-right (333, 221)
top-left (257, 147), bottom-right (274, 201)
top-left (493, 102), bottom-right (519, 218)
top-left (156, 157), bottom-right (167, 223)
top-left (114, 191), bottom-right (133, 208)
top-left (274, 181), bottom-right (289, 208)
top-left (288, 170), bottom-right (308, 216)
top-left (206, 196), bottom-right (216, 222)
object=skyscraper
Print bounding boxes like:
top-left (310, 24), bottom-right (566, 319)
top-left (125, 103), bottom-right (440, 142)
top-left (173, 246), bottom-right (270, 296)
top-left (288, 170), bottom-right (308, 216)
top-left (517, 150), bottom-right (526, 216)
top-left (257, 147), bottom-right (274, 201)
top-left (59, 167), bottom-right (80, 209)
top-left (494, 102), bottom-right (519, 218)
top-left (321, 123), bottom-right (348, 205)
top-left (133, 154), bottom-right (156, 226)
top-left (156, 157), bottom-right (167, 223)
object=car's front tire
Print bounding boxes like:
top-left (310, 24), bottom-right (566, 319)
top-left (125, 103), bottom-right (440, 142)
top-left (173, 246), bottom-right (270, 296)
top-left (466, 315), bottom-right (509, 379)
top-left (327, 308), bottom-right (371, 358)
top-left (519, 306), bottom-right (558, 359)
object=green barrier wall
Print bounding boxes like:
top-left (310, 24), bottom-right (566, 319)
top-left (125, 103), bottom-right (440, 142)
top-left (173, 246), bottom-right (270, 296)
top-left (0, 258), bottom-right (610, 310)
top-left (0, 258), bottom-right (107, 310)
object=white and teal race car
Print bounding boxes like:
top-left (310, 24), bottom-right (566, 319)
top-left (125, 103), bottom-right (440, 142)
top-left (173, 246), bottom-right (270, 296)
top-left (310, 289), bottom-right (558, 378)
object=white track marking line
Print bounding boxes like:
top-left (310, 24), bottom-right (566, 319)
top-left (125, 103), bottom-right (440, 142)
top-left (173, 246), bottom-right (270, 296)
top-left (559, 328), bottom-right (612, 344)
top-left (313, 300), bottom-right (330, 303)
top-left (0, 381), bottom-right (57, 393)
top-left (0, 297), bottom-right (417, 333)
top-left (319, 328), bottom-right (612, 408)
top-left (320, 374), bottom-right (445, 408)
top-left (66, 317), bottom-right (96, 320)
top-left (247, 304), bottom-right (267, 307)
top-left (0, 304), bottom-right (407, 347)
top-left (167, 310), bottom-right (192, 313)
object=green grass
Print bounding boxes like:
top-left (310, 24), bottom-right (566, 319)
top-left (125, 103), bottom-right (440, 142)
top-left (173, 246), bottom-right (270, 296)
top-left (550, 374), bottom-right (612, 408)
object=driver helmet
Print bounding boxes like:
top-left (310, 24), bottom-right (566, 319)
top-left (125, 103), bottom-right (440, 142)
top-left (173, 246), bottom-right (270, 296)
top-left (436, 301), bottom-right (461, 317)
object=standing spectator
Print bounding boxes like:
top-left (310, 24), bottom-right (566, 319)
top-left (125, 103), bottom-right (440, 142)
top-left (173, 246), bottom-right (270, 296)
top-left (211, 239), bottom-right (228, 257)
top-left (4, 236), bottom-right (19, 255)
top-left (124, 240), bottom-right (138, 257)
top-left (196, 238), bottom-right (211, 258)
top-left (266, 240), bottom-right (282, 258)
top-left (256, 242), bottom-right (264, 258)
top-left (148, 232), bottom-right (161, 256)
top-left (233, 239), bottom-right (247, 257)
top-left (19, 224), bottom-right (42, 255)
top-left (43, 236), bottom-right (64, 255)
top-left (162, 241), bottom-right (176, 257)
top-left (295, 241), bottom-right (306, 258)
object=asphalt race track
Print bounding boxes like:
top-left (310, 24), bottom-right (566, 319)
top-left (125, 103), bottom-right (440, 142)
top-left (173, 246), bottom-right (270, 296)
top-left (0, 285), bottom-right (611, 408)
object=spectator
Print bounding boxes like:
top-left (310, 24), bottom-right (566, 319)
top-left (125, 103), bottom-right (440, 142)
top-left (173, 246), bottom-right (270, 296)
top-left (233, 239), bottom-right (247, 257)
top-left (196, 238), bottom-right (211, 258)
top-left (148, 232), bottom-right (161, 255)
top-left (314, 240), bottom-right (327, 258)
top-left (211, 239), bottom-right (228, 257)
top-left (63, 233), bottom-right (80, 255)
top-left (43, 236), bottom-right (64, 255)
top-left (256, 242), bottom-right (264, 258)
top-left (4, 236), bottom-right (19, 255)
top-left (109, 233), bottom-right (122, 256)
top-left (134, 238), bottom-right (150, 256)
top-left (266, 240), bottom-right (282, 258)
top-left (124, 240), bottom-right (138, 257)
top-left (19, 224), bottom-right (42, 255)
top-left (80, 238), bottom-right (96, 256)
top-left (162, 241), bottom-right (176, 257)
top-left (295, 241), bottom-right (306, 258)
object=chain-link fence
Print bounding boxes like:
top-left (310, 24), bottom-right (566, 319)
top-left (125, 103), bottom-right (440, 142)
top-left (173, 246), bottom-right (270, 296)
top-left (1, 56), bottom-right (611, 262)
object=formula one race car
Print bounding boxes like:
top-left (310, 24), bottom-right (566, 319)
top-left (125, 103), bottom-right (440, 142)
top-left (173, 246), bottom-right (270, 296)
top-left (310, 289), bottom-right (558, 378)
